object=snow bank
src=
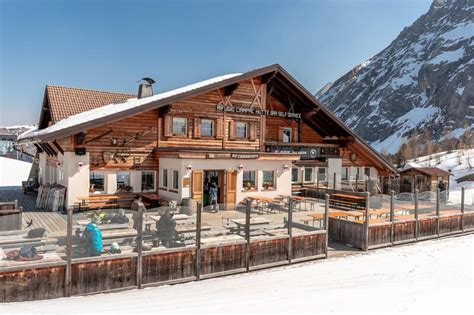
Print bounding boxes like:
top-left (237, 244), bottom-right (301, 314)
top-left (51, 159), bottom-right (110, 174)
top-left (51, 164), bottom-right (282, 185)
top-left (3, 235), bottom-right (472, 314)
top-left (0, 157), bottom-right (31, 187)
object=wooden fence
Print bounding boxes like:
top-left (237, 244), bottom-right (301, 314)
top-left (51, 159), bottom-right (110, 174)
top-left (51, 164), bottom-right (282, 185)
top-left (0, 199), bottom-right (328, 303)
top-left (328, 188), bottom-right (474, 250)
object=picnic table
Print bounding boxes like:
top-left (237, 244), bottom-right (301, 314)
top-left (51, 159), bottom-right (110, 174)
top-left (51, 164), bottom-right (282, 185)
top-left (249, 196), bottom-right (274, 213)
top-left (330, 193), bottom-right (366, 211)
top-left (303, 213), bottom-right (325, 227)
top-left (75, 195), bottom-right (119, 211)
top-left (229, 217), bottom-right (270, 235)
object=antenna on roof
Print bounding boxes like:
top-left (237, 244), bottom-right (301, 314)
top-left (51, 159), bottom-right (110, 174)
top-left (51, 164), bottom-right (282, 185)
top-left (137, 77), bottom-right (156, 99)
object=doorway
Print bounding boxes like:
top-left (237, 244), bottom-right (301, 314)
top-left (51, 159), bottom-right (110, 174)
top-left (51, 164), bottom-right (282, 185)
top-left (192, 169), bottom-right (237, 209)
top-left (203, 170), bottom-right (223, 207)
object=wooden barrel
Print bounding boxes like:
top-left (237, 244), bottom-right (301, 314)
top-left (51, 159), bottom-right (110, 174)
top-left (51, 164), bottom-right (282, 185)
top-left (180, 198), bottom-right (197, 215)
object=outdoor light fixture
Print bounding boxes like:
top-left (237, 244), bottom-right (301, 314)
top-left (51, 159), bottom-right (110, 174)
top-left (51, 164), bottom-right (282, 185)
top-left (283, 164), bottom-right (289, 171)
top-left (56, 161), bottom-right (63, 167)
top-left (77, 162), bottom-right (84, 170)
top-left (186, 164), bottom-right (193, 174)
top-left (237, 164), bottom-right (244, 172)
top-left (111, 138), bottom-right (118, 146)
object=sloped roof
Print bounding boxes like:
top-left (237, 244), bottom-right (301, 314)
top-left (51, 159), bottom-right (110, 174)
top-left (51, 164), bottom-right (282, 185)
top-left (44, 85), bottom-right (135, 124)
top-left (456, 173), bottom-right (474, 183)
top-left (400, 166), bottom-right (451, 177)
top-left (18, 64), bottom-right (396, 173)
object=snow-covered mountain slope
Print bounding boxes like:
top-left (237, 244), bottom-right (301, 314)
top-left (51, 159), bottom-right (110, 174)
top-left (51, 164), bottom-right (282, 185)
top-left (0, 157), bottom-right (31, 187)
top-left (317, 0), bottom-right (474, 154)
top-left (405, 148), bottom-right (474, 203)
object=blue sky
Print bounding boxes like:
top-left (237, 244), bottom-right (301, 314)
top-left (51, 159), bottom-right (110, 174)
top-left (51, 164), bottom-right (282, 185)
top-left (0, 0), bottom-right (431, 125)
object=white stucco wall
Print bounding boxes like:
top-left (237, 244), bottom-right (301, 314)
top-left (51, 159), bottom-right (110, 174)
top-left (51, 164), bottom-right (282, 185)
top-left (159, 158), bottom-right (293, 204)
top-left (328, 158), bottom-right (342, 190)
top-left (60, 152), bottom-right (90, 207)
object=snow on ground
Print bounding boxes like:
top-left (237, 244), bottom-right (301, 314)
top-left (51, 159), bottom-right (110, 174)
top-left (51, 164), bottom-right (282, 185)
top-left (0, 157), bottom-right (31, 187)
top-left (3, 235), bottom-right (473, 314)
top-left (406, 149), bottom-right (474, 204)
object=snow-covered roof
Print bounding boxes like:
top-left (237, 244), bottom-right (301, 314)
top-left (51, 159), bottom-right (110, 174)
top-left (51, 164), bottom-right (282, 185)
top-left (19, 73), bottom-right (241, 141)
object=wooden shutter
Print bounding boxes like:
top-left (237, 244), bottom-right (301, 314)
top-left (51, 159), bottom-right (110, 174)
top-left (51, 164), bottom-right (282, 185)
top-left (278, 127), bottom-right (284, 142)
top-left (229, 121), bottom-right (236, 140)
top-left (249, 122), bottom-right (257, 141)
top-left (194, 117), bottom-right (201, 139)
top-left (216, 119), bottom-right (224, 139)
top-left (192, 171), bottom-right (203, 204)
top-left (293, 128), bottom-right (298, 142)
top-left (164, 115), bottom-right (172, 137)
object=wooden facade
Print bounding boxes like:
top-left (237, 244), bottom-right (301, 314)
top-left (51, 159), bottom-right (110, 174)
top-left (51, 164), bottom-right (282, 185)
top-left (399, 167), bottom-right (450, 193)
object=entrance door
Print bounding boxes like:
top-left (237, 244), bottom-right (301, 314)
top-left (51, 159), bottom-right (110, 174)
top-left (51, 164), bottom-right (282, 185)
top-left (192, 171), bottom-right (204, 204)
top-left (226, 170), bottom-right (237, 208)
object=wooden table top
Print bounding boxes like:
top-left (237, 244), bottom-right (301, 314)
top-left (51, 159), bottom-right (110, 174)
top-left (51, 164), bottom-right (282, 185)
top-left (307, 213), bottom-right (325, 220)
top-left (330, 210), bottom-right (365, 218)
top-left (249, 196), bottom-right (274, 203)
top-left (77, 195), bottom-right (119, 201)
top-left (331, 193), bottom-right (366, 200)
top-left (231, 217), bottom-right (270, 226)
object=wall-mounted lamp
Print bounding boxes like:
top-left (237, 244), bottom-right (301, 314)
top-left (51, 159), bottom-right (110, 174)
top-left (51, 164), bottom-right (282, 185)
top-left (111, 138), bottom-right (118, 146)
top-left (237, 164), bottom-right (244, 172)
top-left (186, 164), bottom-right (193, 174)
top-left (283, 164), bottom-right (290, 171)
top-left (77, 162), bottom-right (84, 170)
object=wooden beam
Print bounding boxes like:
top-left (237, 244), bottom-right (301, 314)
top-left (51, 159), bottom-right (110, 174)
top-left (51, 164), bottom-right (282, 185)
top-left (261, 71), bottom-right (277, 84)
top-left (84, 129), bottom-right (113, 144)
top-left (44, 143), bottom-right (57, 156)
top-left (223, 83), bottom-right (239, 96)
top-left (33, 143), bottom-right (43, 153)
top-left (52, 140), bottom-right (64, 155)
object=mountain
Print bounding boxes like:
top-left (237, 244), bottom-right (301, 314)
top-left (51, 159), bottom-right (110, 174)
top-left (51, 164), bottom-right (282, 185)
top-left (316, 0), bottom-right (474, 154)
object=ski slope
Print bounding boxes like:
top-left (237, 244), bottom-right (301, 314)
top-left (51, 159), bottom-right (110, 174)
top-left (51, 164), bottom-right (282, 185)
top-left (3, 235), bottom-right (473, 314)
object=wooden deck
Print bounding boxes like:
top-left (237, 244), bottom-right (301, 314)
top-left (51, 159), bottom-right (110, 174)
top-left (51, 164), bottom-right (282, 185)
top-left (0, 188), bottom-right (66, 234)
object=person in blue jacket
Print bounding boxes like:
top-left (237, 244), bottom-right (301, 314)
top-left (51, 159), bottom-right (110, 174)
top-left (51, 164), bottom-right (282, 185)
top-left (84, 221), bottom-right (103, 256)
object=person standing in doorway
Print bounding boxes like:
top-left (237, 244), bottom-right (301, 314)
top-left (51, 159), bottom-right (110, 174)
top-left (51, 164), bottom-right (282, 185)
top-left (209, 182), bottom-right (219, 212)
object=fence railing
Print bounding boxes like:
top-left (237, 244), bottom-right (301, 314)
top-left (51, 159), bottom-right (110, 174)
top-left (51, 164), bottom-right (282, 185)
top-left (0, 197), bottom-right (329, 303)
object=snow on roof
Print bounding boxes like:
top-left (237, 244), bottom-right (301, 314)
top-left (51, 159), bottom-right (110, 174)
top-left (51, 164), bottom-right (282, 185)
top-left (18, 73), bottom-right (242, 141)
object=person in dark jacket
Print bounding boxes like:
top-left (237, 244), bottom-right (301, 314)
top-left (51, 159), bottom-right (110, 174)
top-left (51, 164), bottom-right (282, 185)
top-left (132, 195), bottom-right (146, 230)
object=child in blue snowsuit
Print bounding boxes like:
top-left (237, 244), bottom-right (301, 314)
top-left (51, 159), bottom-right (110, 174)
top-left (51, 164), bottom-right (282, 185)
top-left (84, 222), bottom-right (103, 256)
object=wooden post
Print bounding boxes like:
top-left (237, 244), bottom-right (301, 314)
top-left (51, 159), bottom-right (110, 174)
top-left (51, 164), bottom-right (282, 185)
top-left (195, 202), bottom-right (202, 280)
top-left (364, 192), bottom-right (370, 251)
top-left (333, 172), bottom-right (336, 192)
top-left (414, 189), bottom-right (419, 240)
top-left (287, 197), bottom-right (293, 263)
top-left (316, 173), bottom-right (320, 197)
top-left (136, 208), bottom-right (143, 289)
top-left (390, 190), bottom-right (395, 246)
top-left (324, 194), bottom-right (330, 258)
top-left (356, 169), bottom-right (359, 192)
top-left (461, 187), bottom-right (465, 232)
top-left (245, 199), bottom-right (251, 272)
top-left (436, 188), bottom-right (440, 237)
top-left (65, 206), bottom-right (73, 297)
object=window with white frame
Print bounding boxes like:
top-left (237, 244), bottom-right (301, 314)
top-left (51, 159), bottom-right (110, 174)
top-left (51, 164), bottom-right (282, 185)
top-left (141, 171), bottom-right (155, 192)
top-left (364, 167), bottom-right (371, 178)
top-left (172, 117), bottom-right (187, 136)
top-left (236, 122), bottom-right (248, 139)
top-left (161, 169), bottom-right (168, 188)
top-left (291, 167), bottom-right (299, 183)
top-left (90, 172), bottom-right (105, 193)
top-left (262, 170), bottom-right (276, 189)
top-left (117, 172), bottom-right (131, 192)
top-left (342, 167), bottom-right (349, 180)
top-left (201, 119), bottom-right (214, 137)
top-left (317, 167), bottom-right (327, 181)
top-left (172, 170), bottom-right (179, 190)
top-left (242, 171), bottom-right (256, 190)
top-left (304, 167), bottom-right (313, 182)
top-left (283, 128), bottom-right (292, 143)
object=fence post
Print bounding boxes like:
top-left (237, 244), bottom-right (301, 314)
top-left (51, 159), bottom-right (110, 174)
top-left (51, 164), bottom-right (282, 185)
top-left (414, 189), bottom-right (419, 241)
top-left (356, 171), bottom-right (359, 192)
top-left (390, 190), bottom-right (395, 246)
top-left (136, 208), bottom-right (143, 289)
top-left (364, 192), bottom-right (370, 251)
top-left (333, 172), bottom-right (336, 192)
top-left (436, 188), bottom-right (440, 237)
top-left (65, 206), bottom-right (73, 297)
top-left (324, 194), bottom-right (330, 258)
top-left (287, 197), bottom-right (293, 263)
top-left (461, 187), bottom-right (465, 232)
top-left (245, 199), bottom-right (251, 272)
top-left (195, 202), bottom-right (202, 280)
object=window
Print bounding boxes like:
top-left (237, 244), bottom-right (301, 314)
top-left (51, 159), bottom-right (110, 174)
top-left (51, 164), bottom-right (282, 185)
top-left (342, 167), bottom-right (349, 180)
top-left (141, 171), bottom-right (155, 192)
top-left (236, 122), bottom-right (248, 139)
top-left (90, 172), bottom-right (105, 193)
top-left (162, 169), bottom-right (168, 188)
top-left (304, 167), bottom-right (313, 182)
top-left (262, 171), bottom-right (275, 189)
top-left (317, 167), bottom-right (327, 181)
top-left (242, 171), bottom-right (256, 190)
top-left (117, 172), bottom-right (131, 192)
top-left (292, 167), bottom-right (299, 183)
top-left (364, 167), bottom-right (371, 178)
top-left (172, 117), bottom-right (187, 136)
top-left (172, 170), bottom-right (179, 190)
top-left (201, 119), bottom-right (214, 137)
top-left (283, 128), bottom-right (292, 143)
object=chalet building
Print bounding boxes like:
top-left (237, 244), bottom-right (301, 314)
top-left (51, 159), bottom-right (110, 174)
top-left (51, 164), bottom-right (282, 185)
top-left (399, 166), bottom-right (451, 194)
top-left (18, 64), bottom-right (396, 208)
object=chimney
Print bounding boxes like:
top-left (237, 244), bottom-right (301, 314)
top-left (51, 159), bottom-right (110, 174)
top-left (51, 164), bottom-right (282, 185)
top-left (137, 77), bottom-right (156, 99)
